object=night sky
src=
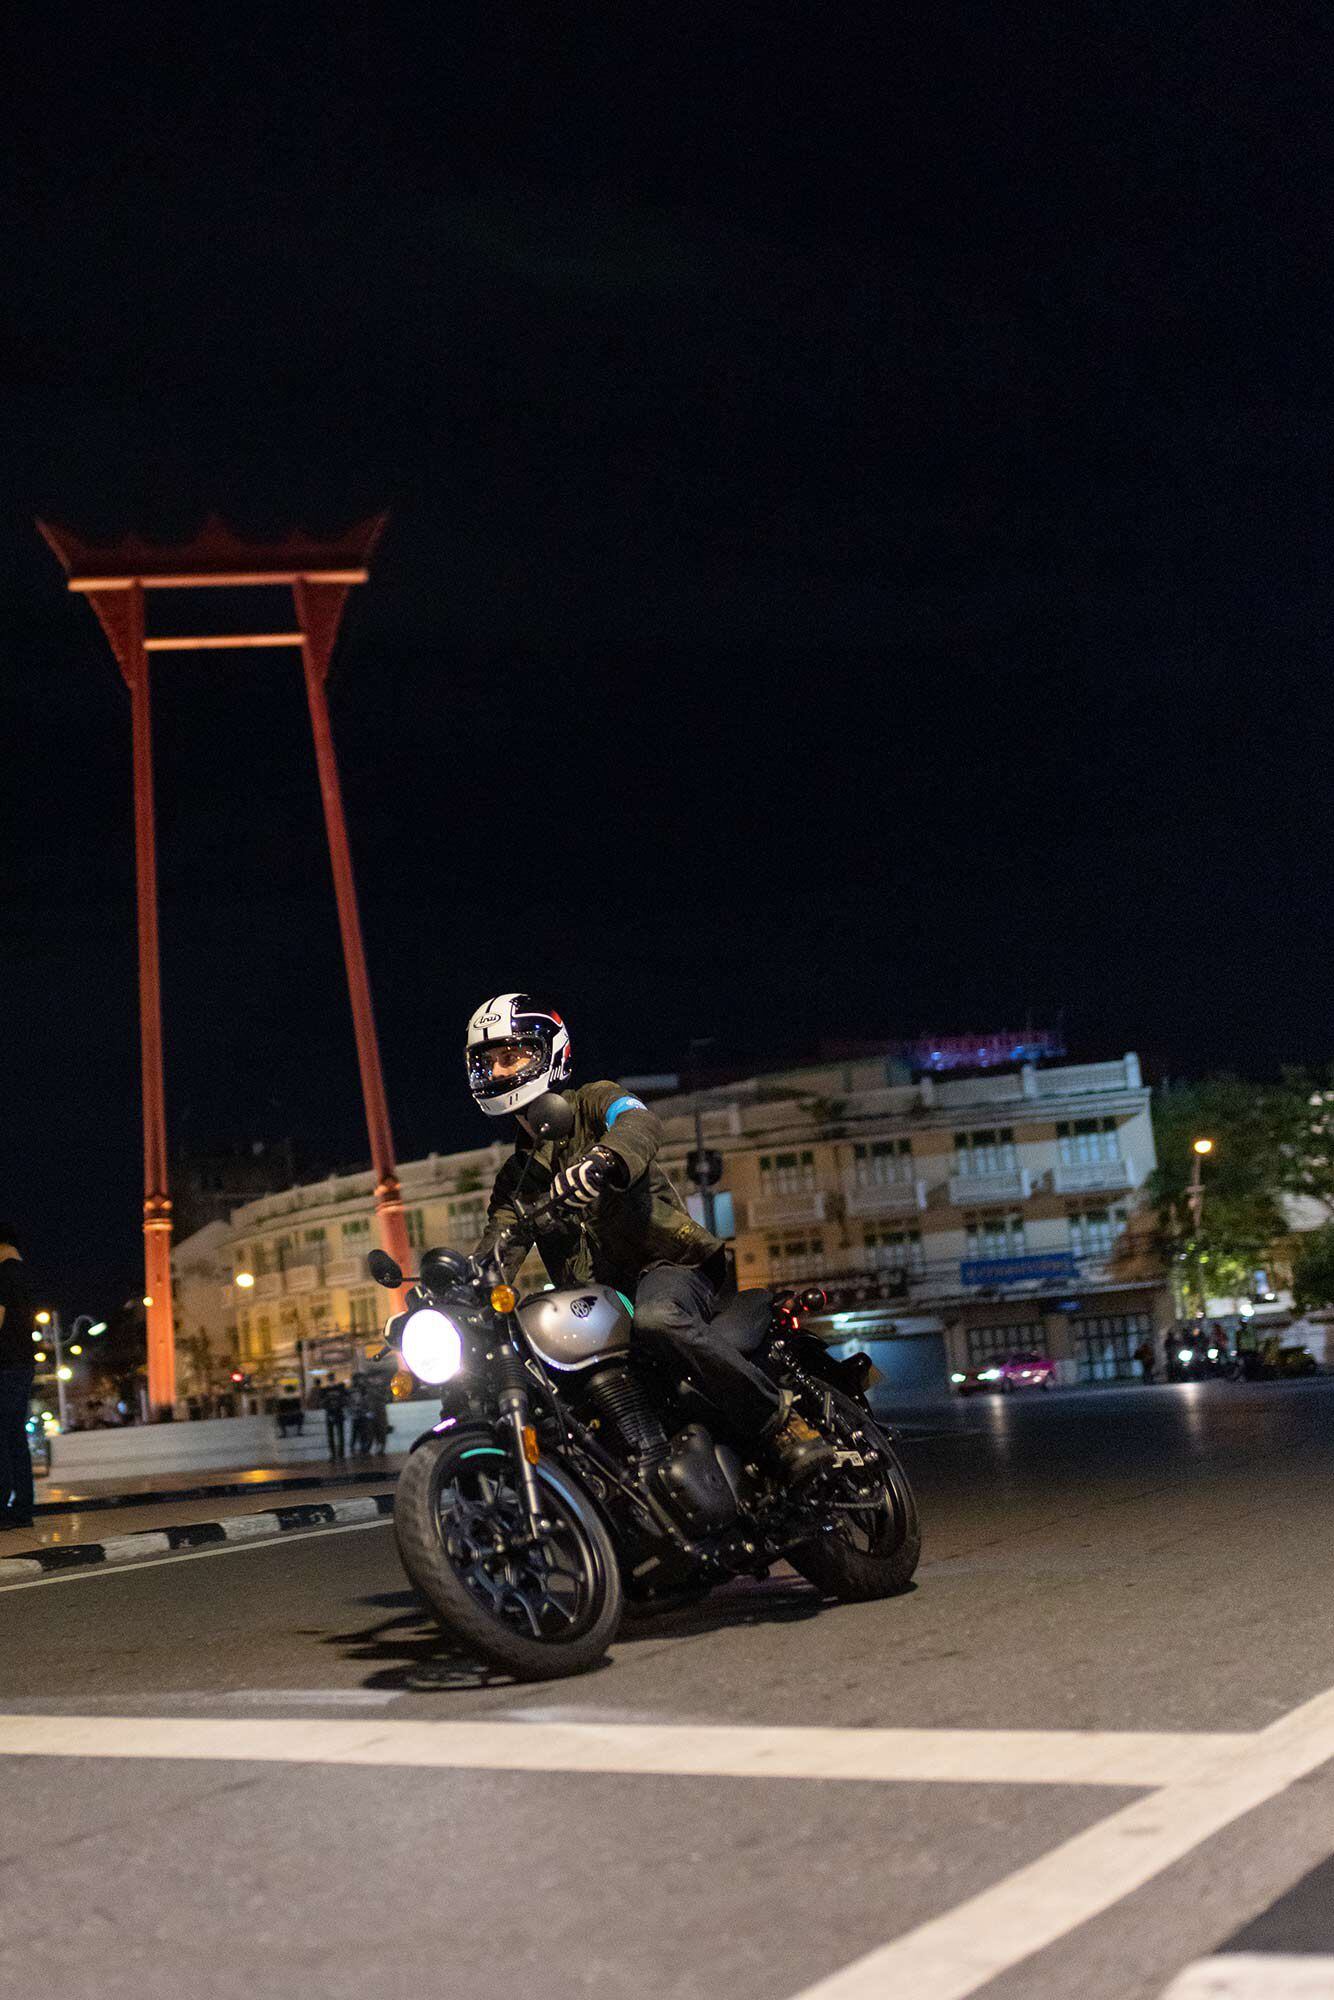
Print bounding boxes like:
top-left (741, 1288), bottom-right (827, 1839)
top-left (4, 7), bottom-right (1332, 1311)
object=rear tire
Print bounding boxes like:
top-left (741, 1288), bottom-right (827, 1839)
top-left (395, 1431), bottom-right (623, 1681)
top-left (790, 1392), bottom-right (921, 1603)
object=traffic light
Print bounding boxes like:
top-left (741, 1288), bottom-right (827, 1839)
top-left (230, 1369), bottom-right (250, 1387)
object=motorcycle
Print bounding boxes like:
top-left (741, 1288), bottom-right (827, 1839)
top-left (368, 1092), bottom-right (921, 1682)
top-left (25, 1414), bottom-right (52, 1479)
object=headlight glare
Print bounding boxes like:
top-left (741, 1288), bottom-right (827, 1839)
top-left (400, 1308), bottom-right (464, 1386)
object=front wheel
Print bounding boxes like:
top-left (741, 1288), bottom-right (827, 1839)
top-left (790, 1391), bottom-right (921, 1603)
top-left (394, 1430), bottom-right (623, 1681)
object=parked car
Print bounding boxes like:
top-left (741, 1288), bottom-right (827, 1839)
top-left (951, 1351), bottom-right (1057, 1396)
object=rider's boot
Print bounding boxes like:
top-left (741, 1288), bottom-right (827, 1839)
top-left (764, 1389), bottom-right (835, 1486)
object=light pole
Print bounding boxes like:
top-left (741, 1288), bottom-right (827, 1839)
top-left (34, 1310), bottom-right (70, 1431)
top-left (1187, 1137), bottom-right (1213, 1234)
top-left (1184, 1138), bottom-right (1214, 1318)
top-left (687, 1037), bottom-right (720, 1235)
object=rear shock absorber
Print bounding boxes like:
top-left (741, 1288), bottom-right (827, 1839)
top-left (584, 1364), bottom-right (670, 1472)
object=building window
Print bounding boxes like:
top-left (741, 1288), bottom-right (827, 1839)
top-left (406, 1208), bottom-right (425, 1249)
top-left (760, 1150), bottom-right (816, 1194)
top-left (863, 1227), bottom-right (923, 1275)
top-left (1067, 1206), bottom-right (1128, 1259)
top-left (348, 1290), bottom-right (379, 1335)
top-left (966, 1323), bottom-right (1046, 1366)
top-left (953, 1128), bottom-right (1017, 1175)
top-left (302, 1227), bottom-right (326, 1249)
top-left (447, 1195), bottom-right (486, 1245)
top-left (1056, 1117), bottom-right (1120, 1166)
top-left (341, 1217), bottom-right (371, 1242)
top-left (964, 1210), bottom-right (1027, 1260)
top-left (769, 1235), bottom-right (826, 1280)
top-left (1074, 1313), bottom-right (1151, 1383)
top-left (257, 1317), bottom-right (273, 1356)
top-left (852, 1139), bottom-right (912, 1186)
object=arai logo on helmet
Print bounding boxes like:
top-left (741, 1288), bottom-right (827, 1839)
top-left (570, 1296), bottom-right (597, 1320)
top-left (478, 1012), bottom-right (504, 1026)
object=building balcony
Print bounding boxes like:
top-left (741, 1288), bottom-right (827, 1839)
top-left (748, 1189), bottom-right (827, 1229)
top-left (283, 1263), bottom-right (320, 1293)
top-left (947, 1167), bottom-right (1033, 1206)
top-left (842, 1173), bottom-right (928, 1218)
top-left (324, 1257), bottom-right (364, 1288)
top-left (253, 1272), bottom-right (282, 1300)
top-left (1052, 1157), bottom-right (1134, 1196)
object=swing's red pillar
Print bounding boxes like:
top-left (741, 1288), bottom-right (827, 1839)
top-left (37, 515), bottom-right (407, 1412)
top-left (294, 574), bottom-right (411, 1278)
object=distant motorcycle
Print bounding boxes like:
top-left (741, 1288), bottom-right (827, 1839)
top-left (369, 1092), bottom-right (920, 1682)
top-left (26, 1414), bottom-right (52, 1479)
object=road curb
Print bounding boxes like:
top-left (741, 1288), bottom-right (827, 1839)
top-left (31, 1465), bottom-right (403, 1519)
top-left (0, 1492), bottom-right (396, 1584)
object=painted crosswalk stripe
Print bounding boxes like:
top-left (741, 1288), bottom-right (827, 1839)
top-left (0, 1713), bottom-right (1244, 1787)
top-left (786, 1684), bottom-right (1334, 1999)
top-left (1160, 1958), bottom-right (1334, 1998)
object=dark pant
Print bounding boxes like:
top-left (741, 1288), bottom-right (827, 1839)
top-left (0, 1365), bottom-right (36, 1521)
top-left (633, 1264), bottom-right (781, 1438)
top-left (325, 1415), bottom-right (346, 1460)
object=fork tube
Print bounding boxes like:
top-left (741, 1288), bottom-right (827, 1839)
top-left (495, 1379), bottom-right (546, 1531)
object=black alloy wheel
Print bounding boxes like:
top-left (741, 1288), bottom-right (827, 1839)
top-left (790, 1388), bottom-right (921, 1602)
top-left (394, 1431), bottom-right (623, 1681)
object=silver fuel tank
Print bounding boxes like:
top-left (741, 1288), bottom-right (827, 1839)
top-left (515, 1285), bottom-right (633, 1373)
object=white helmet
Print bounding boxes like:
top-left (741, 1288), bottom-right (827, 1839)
top-left (465, 993), bottom-right (572, 1117)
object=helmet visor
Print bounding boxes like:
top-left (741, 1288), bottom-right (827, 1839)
top-left (468, 1035), bottom-right (547, 1100)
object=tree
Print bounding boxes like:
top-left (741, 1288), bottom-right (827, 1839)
top-left (1150, 1078), bottom-right (1289, 1313)
top-left (1291, 1225), bottom-right (1334, 1312)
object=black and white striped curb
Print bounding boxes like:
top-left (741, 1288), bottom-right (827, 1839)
top-left (0, 1492), bottom-right (395, 1584)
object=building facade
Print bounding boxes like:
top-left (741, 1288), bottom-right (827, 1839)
top-left (173, 1051), bottom-right (1169, 1407)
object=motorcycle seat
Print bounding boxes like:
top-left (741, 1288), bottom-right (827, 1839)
top-left (711, 1286), bottom-right (772, 1355)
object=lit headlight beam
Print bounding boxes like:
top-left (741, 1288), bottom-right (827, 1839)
top-left (400, 1308), bottom-right (464, 1386)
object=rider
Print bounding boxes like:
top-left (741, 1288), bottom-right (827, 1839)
top-left (466, 993), bottom-right (833, 1484)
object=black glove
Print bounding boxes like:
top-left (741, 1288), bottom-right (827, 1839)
top-left (548, 1144), bottom-right (624, 1214)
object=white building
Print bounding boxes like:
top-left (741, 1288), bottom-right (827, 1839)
top-left (173, 1051), bottom-right (1169, 1406)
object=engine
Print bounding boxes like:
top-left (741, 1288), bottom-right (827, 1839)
top-left (583, 1367), bottom-right (739, 1537)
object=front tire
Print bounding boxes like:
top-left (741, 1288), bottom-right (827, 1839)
top-left (394, 1430), bottom-right (623, 1681)
top-left (791, 1392), bottom-right (921, 1603)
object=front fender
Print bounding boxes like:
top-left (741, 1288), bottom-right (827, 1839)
top-left (408, 1416), bottom-right (496, 1455)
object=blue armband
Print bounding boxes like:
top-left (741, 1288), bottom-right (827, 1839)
top-left (605, 1094), bottom-right (647, 1127)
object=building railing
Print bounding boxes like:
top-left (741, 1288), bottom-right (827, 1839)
top-left (748, 1189), bottom-right (828, 1229)
top-left (842, 1173), bottom-right (927, 1218)
top-left (947, 1167), bottom-right (1032, 1206)
top-left (1052, 1157), bottom-right (1134, 1195)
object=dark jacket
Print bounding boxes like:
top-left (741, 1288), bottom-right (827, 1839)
top-left (477, 1080), bottom-right (721, 1296)
top-left (0, 1247), bottom-right (36, 1369)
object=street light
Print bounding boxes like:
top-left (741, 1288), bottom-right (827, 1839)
top-left (35, 1308), bottom-right (70, 1429)
top-left (235, 1271), bottom-right (255, 1291)
top-left (1187, 1138), bottom-right (1213, 1233)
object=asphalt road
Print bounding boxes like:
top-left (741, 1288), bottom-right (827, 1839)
top-left (4, 1379), bottom-right (1334, 2000)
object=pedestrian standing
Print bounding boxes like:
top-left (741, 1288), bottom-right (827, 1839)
top-left (322, 1378), bottom-right (348, 1461)
top-left (368, 1372), bottom-right (392, 1456)
top-left (0, 1229), bottom-right (38, 1531)
top-left (348, 1374), bottom-right (372, 1457)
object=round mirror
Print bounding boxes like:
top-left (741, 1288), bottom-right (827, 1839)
top-left (527, 1091), bottom-right (575, 1142)
top-left (367, 1249), bottom-right (403, 1289)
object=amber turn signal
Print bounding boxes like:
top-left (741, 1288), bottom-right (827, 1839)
top-left (521, 1425), bottom-right (540, 1464)
top-left (490, 1284), bottom-right (518, 1314)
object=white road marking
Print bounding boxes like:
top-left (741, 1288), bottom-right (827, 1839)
top-left (0, 1516), bottom-right (391, 1591)
top-left (1161, 1959), bottom-right (1334, 1998)
top-left (0, 1712), bottom-right (1247, 1787)
top-left (787, 1684), bottom-right (1334, 1999)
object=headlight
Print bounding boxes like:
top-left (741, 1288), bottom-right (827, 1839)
top-left (400, 1308), bottom-right (464, 1386)
top-left (1178, 1348), bottom-right (1193, 1364)
top-left (979, 1368), bottom-right (1001, 1381)
top-left (1207, 1347), bottom-right (1219, 1360)
top-left (950, 1371), bottom-right (966, 1383)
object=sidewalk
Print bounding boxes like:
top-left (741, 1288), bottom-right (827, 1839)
top-left (3, 1454), bottom-right (407, 1562)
